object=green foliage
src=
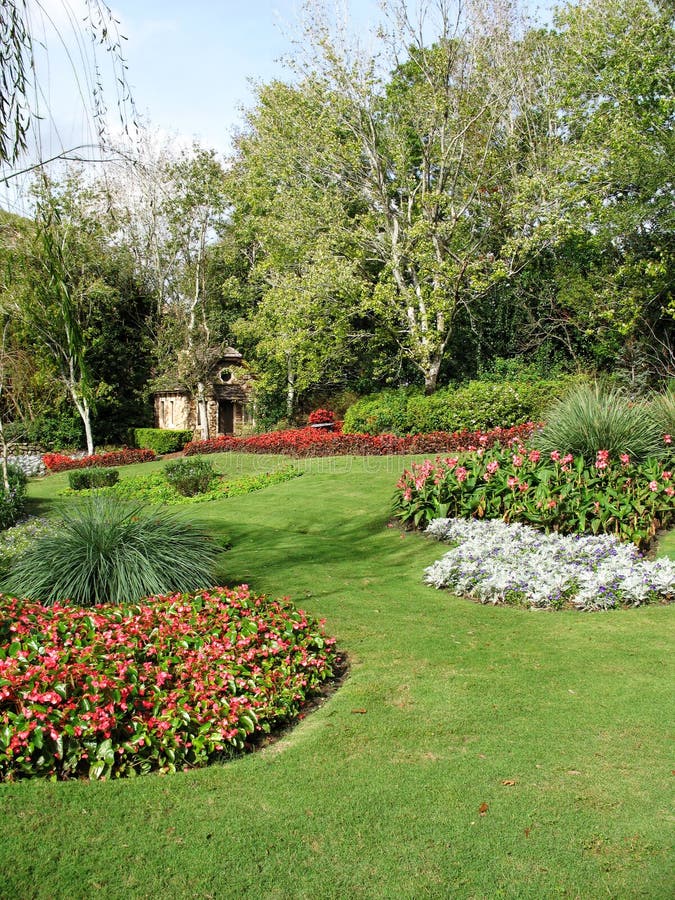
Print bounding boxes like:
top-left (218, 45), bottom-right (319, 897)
top-left (535, 383), bottom-right (667, 463)
top-left (3, 496), bottom-right (219, 606)
top-left (343, 379), bottom-right (575, 435)
top-left (0, 464), bottom-right (27, 531)
top-left (648, 389), bottom-right (675, 438)
top-left (0, 518), bottom-right (55, 578)
top-left (3, 410), bottom-right (85, 452)
top-left (394, 446), bottom-right (675, 551)
top-left (67, 468), bottom-right (119, 491)
top-left (61, 466), bottom-right (300, 506)
top-left (133, 428), bottom-right (194, 454)
top-left (163, 457), bottom-right (215, 497)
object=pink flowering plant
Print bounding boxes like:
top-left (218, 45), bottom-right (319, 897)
top-left (394, 440), bottom-right (675, 550)
top-left (0, 586), bottom-right (338, 782)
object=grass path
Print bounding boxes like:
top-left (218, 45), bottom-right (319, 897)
top-left (0, 454), bottom-right (673, 898)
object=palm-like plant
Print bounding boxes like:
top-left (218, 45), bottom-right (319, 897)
top-left (4, 496), bottom-right (220, 606)
top-left (535, 383), bottom-right (667, 463)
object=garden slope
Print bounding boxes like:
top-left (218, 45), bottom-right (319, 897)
top-left (0, 453), bottom-right (673, 899)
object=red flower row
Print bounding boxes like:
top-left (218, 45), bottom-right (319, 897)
top-left (43, 448), bottom-right (156, 473)
top-left (184, 423), bottom-right (539, 458)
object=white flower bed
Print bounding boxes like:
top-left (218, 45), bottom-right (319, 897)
top-left (425, 518), bottom-right (675, 611)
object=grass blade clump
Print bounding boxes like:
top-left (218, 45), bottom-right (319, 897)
top-left (648, 388), bottom-right (675, 438)
top-left (535, 383), bottom-right (666, 463)
top-left (3, 496), bottom-right (219, 606)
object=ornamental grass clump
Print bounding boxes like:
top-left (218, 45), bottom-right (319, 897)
top-left (424, 517), bottom-right (675, 610)
top-left (3, 496), bottom-right (219, 606)
top-left (535, 383), bottom-right (665, 463)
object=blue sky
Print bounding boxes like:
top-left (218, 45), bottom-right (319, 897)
top-left (26, 0), bottom-right (558, 160)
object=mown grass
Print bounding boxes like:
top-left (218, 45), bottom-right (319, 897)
top-left (0, 452), bottom-right (673, 899)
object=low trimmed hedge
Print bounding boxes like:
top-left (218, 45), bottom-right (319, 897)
top-left (343, 378), bottom-right (578, 435)
top-left (133, 428), bottom-right (194, 454)
top-left (67, 468), bottom-right (120, 491)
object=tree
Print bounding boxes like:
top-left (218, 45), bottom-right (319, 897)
top-left (1, 0), bottom-right (135, 179)
top-left (514, 0), bottom-right (674, 379)
top-left (229, 0), bottom-right (544, 395)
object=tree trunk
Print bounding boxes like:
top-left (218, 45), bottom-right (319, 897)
top-left (197, 382), bottom-right (209, 441)
top-left (285, 352), bottom-right (295, 420)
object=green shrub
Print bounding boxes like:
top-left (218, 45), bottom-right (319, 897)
top-left (164, 456), bottom-right (215, 497)
top-left (9, 413), bottom-right (85, 451)
top-left (67, 467), bottom-right (120, 491)
top-left (535, 383), bottom-right (666, 463)
top-left (3, 496), bottom-right (219, 607)
top-left (343, 379), bottom-right (576, 435)
top-left (0, 464), bottom-right (27, 531)
top-left (133, 427), bottom-right (194, 454)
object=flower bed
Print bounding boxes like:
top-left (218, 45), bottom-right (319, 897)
top-left (394, 445), bottom-right (675, 550)
top-left (43, 449), bottom-right (156, 473)
top-left (0, 586), bottom-right (338, 781)
top-left (184, 423), bottom-right (538, 458)
top-left (424, 518), bottom-right (675, 611)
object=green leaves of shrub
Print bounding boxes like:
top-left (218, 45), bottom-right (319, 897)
top-left (343, 379), bottom-right (575, 435)
top-left (67, 467), bottom-right (120, 490)
top-left (3, 496), bottom-right (220, 606)
top-left (535, 384), bottom-right (667, 463)
top-left (0, 464), bottom-right (27, 531)
top-left (164, 457), bottom-right (215, 496)
top-left (133, 428), bottom-right (194, 454)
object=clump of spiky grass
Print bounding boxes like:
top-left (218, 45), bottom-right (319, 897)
top-left (535, 383), bottom-right (666, 463)
top-left (647, 388), bottom-right (675, 438)
top-left (3, 496), bottom-right (220, 607)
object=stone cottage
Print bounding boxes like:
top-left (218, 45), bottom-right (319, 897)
top-left (153, 348), bottom-right (254, 437)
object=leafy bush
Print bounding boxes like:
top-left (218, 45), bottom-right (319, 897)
top-left (0, 464), bottom-right (27, 532)
top-left (43, 448), bottom-right (156, 473)
top-left (343, 379), bottom-right (576, 435)
top-left (164, 457), bottom-right (216, 496)
top-left (67, 467), bottom-right (120, 491)
top-left (424, 518), bottom-right (675, 611)
top-left (61, 467), bottom-right (301, 505)
top-left (3, 497), bottom-right (219, 606)
top-left (133, 428), bottom-right (194, 454)
top-left (0, 586), bottom-right (339, 780)
top-left (0, 518), bottom-right (56, 578)
top-left (393, 443), bottom-right (675, 551)
top-left (184, 423), bottom-right (538, 458)
top-left (535, 383), bottom-right (666, 463)
top-left (6, 413), bottom-right (85, 451)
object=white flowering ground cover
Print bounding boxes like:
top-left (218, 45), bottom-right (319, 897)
top-left (425, 518), bottom-right (675, 610)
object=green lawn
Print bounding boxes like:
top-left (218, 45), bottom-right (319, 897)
top-left (1, 453), bottom-right (673, 899)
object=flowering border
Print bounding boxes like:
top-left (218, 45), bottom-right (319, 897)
top-left (184, 423), bottom-right (538, 458)
top-left (0, 587), bottom-right (338, 781)
top-left (424, 517), bottom-right (675, 611)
